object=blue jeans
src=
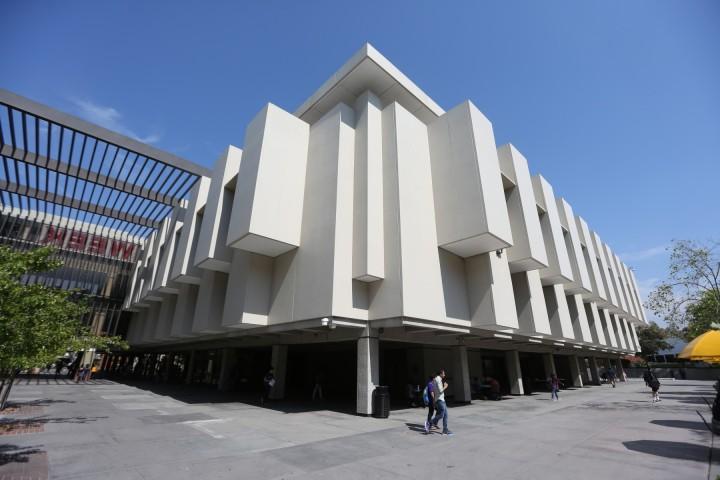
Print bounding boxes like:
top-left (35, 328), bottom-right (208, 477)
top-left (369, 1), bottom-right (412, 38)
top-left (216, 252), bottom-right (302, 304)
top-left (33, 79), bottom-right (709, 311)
top-left (432, 400), bottom-right (448, 432)
top-left (551, 387), bottom-right (559, 400)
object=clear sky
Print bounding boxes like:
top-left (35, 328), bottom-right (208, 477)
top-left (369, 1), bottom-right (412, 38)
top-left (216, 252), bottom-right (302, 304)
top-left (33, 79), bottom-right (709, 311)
top-left (3, 0), bottom-right (719, 321)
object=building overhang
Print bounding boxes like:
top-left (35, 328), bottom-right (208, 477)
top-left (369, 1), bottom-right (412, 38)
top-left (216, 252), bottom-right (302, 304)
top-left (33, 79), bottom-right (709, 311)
top-left (295, 43), bottom-right (445, 124)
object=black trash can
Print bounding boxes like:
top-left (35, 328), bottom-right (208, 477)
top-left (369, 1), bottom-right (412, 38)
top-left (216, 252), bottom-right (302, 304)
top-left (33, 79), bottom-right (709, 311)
top-left (373, 385), bottom-right (390, 418)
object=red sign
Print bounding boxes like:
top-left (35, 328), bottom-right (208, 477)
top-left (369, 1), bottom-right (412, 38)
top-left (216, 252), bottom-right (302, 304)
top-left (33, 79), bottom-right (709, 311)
top-left (42, 226), bottom-right (135, 261)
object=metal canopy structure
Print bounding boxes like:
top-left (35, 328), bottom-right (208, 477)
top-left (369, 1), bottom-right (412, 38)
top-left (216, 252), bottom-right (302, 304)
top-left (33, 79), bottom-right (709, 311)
top-left (0, 89), bottom-right (211, 240)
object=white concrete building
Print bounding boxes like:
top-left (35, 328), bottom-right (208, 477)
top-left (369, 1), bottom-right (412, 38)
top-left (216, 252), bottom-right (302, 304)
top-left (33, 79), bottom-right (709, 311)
top-left (122, 44), bottom-right (646, 414)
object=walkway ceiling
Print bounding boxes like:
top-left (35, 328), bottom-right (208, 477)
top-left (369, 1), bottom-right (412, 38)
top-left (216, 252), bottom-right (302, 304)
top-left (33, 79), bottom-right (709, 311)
top-left (0, 89), bottom-right (211, 240)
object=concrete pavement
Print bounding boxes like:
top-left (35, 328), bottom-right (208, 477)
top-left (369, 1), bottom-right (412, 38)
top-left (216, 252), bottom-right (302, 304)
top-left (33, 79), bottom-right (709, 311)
top-left (0, 377), bottom-right (716, 479)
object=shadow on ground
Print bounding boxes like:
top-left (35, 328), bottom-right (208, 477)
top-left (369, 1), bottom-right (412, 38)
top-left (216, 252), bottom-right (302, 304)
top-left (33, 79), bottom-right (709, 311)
top-left (116, 380), bottom-right (360, 415)
top-left (0, 415), bottom-right (107, 428)
top-left (650, 419), bottom-right (709, 432)
top-left (0, 444), bottom-right (45, 466)
top-left (623, 440), bottom-right (715, 463)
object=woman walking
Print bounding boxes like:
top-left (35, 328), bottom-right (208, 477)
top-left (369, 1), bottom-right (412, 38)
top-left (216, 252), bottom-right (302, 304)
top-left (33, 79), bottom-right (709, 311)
top-left (550, 373), bottom-right (561, 401)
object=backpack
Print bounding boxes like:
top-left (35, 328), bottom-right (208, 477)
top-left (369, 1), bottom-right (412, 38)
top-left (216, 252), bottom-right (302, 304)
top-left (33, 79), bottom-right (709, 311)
top-left (423, 381), bottom-right (434, 406)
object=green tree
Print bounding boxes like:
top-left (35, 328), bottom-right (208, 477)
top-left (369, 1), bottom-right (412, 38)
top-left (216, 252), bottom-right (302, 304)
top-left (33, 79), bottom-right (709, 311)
top-left (636, 322), bottom-right (672, 357)
top-left (0, 246), bottom-right (127, 409)
top-left (684, 291), bottom-right (720, 341)
top-left (646, 239), bottom-right (720, 338)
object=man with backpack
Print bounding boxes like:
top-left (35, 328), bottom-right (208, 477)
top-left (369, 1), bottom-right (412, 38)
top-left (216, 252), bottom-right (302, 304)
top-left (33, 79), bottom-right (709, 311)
top-left (423, 375), bottom-right (435, 434)
top-left (430, 369), bottom-right (453, 436)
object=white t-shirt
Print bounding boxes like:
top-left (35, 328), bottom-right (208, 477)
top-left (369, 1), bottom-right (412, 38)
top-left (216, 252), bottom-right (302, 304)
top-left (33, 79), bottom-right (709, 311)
top-left (434, 375), bottom-right (446, 402)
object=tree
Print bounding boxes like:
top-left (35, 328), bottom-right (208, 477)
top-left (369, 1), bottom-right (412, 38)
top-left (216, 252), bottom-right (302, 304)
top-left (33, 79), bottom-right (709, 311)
top-left (684, 291), bottom-right (720, 341)
top-left (0, 246), bottom-right (127, 409)
top-left (636, 322), bottom-right (671, 357)
top-left (646, 239), bottom-right (720, 339)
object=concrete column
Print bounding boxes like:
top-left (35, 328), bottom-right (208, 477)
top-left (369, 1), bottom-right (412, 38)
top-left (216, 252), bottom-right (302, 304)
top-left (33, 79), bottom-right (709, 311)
top-left (270, 345), bottom-right (288, 400)
top-left (589, 357), bottom-right (601, 385)
top-left (452, 346), bottom-right (472, 403)
top-left (542, 353), bottom-right (557, 378)
top-left (577, 356), bottom-right (590, 385)
top-left (184, 350), bottom-right (196, 384)
top-left (218, 349), bottom-right (239, 392)
top-left (505, 350), bottom-right (524, 395)
top-left (569, 356), bottom-right (584, 387)
top-left (616, 358), bottom-right (626, 382)
top-left (357, 328), bottom-right (379, 415)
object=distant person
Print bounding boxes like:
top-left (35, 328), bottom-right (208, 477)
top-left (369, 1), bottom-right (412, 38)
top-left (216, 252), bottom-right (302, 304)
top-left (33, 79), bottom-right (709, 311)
top-left (54, 360), bottom-right (64, 380)
top-left (643, 368), bottom-right (653, 387)
top-left (430, 369), bottom-right (453, 436)
top-left (423, 375), bottom-right (435, 434)
top-left (549, 373), bottom-right (561, 401)
top-left (486, 376), bottom-right (501, 401)
top-left (312, 373), bottom-right (324, 401)
top-left (607, 368), bottom-right (616, 388)
top-left (74, 365), bottom-right (87, 383)
top-left (649, 375), bottom-right (661, 403)
top-left (261, 367), bottom-right (275, 406)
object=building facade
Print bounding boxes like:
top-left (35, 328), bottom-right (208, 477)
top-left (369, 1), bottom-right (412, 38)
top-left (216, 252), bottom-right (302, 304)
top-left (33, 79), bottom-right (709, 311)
top-left (32, 45), bottom-right (649, 414)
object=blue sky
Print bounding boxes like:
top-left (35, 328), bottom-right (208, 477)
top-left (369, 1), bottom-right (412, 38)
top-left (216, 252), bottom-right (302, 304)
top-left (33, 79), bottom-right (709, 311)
top-left (3, 1), bottom-right (719, 321)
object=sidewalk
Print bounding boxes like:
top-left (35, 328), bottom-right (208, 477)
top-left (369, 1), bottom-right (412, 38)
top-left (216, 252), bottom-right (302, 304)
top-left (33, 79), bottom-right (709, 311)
top-left (1, 378), bottom-right (716, 479)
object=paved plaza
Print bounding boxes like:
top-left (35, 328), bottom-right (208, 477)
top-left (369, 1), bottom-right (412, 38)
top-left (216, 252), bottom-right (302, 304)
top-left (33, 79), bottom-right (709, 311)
top-left (0, 378), bottom-right (717, 479)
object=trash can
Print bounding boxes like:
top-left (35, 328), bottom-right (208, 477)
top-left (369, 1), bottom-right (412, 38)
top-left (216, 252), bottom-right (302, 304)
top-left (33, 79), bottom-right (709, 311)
top-left (372, 385), bottom-right (390, 418)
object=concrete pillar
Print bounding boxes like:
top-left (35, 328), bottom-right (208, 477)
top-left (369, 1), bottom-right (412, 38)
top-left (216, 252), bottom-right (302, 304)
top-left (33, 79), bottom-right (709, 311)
top-left (357, 328), bottom-right (379, 415)
top-left (452, 346), bottom-right (472, 403)
top-left (569, 356), bottom-right (584, 387)
top-left (218, 349), bottom-right (239, 392)
top-left (542, 353), bottom-right (557, 378)
top-left (184, 350), bottom-right (196, 384)
top-left (588, 357), bottom-right (601, 385)
top-left (270, 345), bottom-right (288, 400)
top-left (505, 350), bottom-right (524, 395)
top-left (616, 358), bottom-right (626, 382)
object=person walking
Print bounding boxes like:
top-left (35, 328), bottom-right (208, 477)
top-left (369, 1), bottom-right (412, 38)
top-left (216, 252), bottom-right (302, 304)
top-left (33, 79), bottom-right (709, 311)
top-left (607, 367), bottom-right (616, 388)
top-left (549, 373), bottom-right (561, 401)
top-left (643, 367), bottom-right (653, 387)
top-left (650, 375), bottom-right (661, 403)
top-left (74, 364), bottom-right (86, 383)
top-left (261, 367), bottom-right (275, 406)
top-left (423, 375), bottom-right (435, 434)
top-left (430, 369), bottom-right (453, 436)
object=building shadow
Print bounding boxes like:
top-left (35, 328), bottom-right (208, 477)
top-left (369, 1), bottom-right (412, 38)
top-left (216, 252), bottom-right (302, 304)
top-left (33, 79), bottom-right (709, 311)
top-left (623, 440), bottom-right (715, 462)
top-left (651, 391), bottom-right (715, 396)
top-left (650, 419), bottom-right (709, 432)
top-left (116, 380), bottom-right (359, 415)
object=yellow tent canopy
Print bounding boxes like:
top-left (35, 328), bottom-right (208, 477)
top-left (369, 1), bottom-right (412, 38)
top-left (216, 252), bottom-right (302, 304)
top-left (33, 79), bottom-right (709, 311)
top-left (678, 330), bottom-right (720, 363)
